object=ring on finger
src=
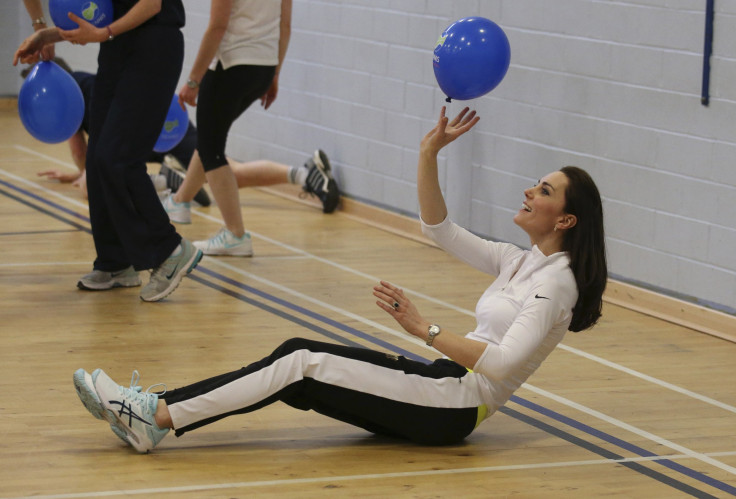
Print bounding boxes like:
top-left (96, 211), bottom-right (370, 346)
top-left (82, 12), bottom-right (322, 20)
top-left (393, 301), bottom-right (400, 310)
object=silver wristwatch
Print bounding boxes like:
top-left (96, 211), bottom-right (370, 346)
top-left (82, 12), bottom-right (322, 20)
top-left (426, 324), bottom-right (441, 347)
top-left (186, 79), bottom-right (200, 89)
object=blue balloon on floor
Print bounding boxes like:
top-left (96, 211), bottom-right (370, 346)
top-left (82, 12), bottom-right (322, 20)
top-left (154, 95), bottom-right (189, 153)
top-left (433, 17), bottom-right (511, 101)
top-left (49, 0), bottom-right (113, 31)
top-left (18, 61), bottom-right (84, 144)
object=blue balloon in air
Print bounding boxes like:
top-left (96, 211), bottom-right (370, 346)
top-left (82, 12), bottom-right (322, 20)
top-left (433, 17), bottom-right (511, 101)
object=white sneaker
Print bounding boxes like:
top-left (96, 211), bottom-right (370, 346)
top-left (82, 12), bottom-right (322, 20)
top-left (73, 368), bottom-right (169, 453)
top-left (194, 227), bottom-right (253, 256)
top-left (161, 192), bottom-right (191, 224)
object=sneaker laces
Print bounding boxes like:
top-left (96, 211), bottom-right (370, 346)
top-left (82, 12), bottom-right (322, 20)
top-left (126, 369), bottom-right (167, 398)
top-left (149, 244), bottom-right (184, 280)
top-left (304, 164), bottom-right (329, 195)
top-left (207, 227), bottom-right (230, 248)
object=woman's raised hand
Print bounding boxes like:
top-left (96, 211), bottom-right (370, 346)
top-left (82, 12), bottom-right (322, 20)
top-left (420, 106), bottom-right (480, 156)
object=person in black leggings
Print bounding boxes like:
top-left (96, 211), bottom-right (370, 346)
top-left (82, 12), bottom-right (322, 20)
top-left (162, 0), bottom-right (341, 258)
top-left (16, 0), bottom-right (202, 302)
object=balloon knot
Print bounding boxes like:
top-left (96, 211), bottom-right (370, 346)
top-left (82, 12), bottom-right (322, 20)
top-left (445, 97), bottom-right (452, 103)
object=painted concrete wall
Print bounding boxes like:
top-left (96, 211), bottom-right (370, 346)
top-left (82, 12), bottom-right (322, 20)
top-left (7, 1), bottom-right (735, 313)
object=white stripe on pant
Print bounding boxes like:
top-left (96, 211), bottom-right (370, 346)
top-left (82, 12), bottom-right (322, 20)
top-left (162, 338), bottom-right (489, 445)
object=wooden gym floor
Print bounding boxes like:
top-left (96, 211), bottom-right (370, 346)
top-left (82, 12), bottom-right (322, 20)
top-left (0, 106), bottom-right (735, 498)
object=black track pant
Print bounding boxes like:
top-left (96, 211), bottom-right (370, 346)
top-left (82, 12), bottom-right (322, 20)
top-left (162, 338), bottom-right (489, 445)
top-left (86, 24), bottom-right (183, 270)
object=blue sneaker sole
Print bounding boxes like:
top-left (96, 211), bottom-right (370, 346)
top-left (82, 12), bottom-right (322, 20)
top-left (73, 369), bottom-right (131, 446)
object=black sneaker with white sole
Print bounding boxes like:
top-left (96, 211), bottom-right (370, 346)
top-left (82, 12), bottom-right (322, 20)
top-left (302, 149), bottom-right (340, 213)
top-left (159, 163), bottom-right (211, 207)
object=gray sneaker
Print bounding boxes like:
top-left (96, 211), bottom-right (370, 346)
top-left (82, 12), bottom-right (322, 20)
top-left (140, 239), bottom-right (202, 302)
top-left (77, 266), bottom-right (141, 291)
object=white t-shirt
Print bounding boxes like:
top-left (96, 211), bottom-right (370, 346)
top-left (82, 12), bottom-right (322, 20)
top-left (421, 216), bottom-right (578, 412)
top-left (213, 0), bottom-right (281, 69)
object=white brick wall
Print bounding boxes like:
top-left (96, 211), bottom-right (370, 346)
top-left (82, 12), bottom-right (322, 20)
top-left (10, 0), bottom-right (734, 313)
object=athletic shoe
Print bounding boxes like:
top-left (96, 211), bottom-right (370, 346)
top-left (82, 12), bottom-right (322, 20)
top-left (161, 192), bottom-right (192, 224)
top-left (73, 369), bottom-right (140, 446)
top-left (194, 227), bottom-right (253, 256)
top-left (77, 266), bottom-right (141, 291)
top-left (157, 188), bottom-right (172, 203)
top-left (302, 149), bottom-right (340, 213)
top-left (140, 239), bottom-right (203, 302)
top-left (149, 173), bottom-right (168, 192)
top-left (73, 368), bottom-right (169, 453)
top-left (159, 164), bottom-right (184, 192)
top-left (159, 163), bottom-right (211, 207)
top-left (162, 153), bottom-right (186, 173)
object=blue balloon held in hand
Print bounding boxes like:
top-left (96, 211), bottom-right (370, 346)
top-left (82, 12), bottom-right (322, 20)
top-left (433, 17), bottom-right (511, 101)
top-left (18, 61), bottom-right (84, 144)
top-left (49, 0), bottom-right (113, 30)
top-left (153, 95), bottom-right (189, 153)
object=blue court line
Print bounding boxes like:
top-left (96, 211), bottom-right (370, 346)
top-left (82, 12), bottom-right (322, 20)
top-left (0, 178), bottom-right (90, 225)
top-left (0, 184), bottom-right (90, 234)
top-left (511, 396), bottom-right (736, 496)
top-left (188, 272), bottom-right (365, 349)
top-left (2, 177), bottom-right (734, 497)
top-left (195, 266), bottom-right (427, 363)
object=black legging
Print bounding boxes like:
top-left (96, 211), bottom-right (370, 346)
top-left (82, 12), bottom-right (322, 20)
top-left (196, 62), bottom-right (276, 172)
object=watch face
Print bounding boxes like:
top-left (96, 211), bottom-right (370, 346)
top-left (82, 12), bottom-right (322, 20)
top-left (429, 325), bottom-right (440, 335)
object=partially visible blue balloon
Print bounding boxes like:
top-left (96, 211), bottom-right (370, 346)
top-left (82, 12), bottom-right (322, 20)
top-left (49, 0), bottom-right (113, 31)
top-left (154, 95), bottom-right (189, 153)
top-left (433, 17), bottom-right (511, 101)
top-left (18, 61), bottom-right (85, 144)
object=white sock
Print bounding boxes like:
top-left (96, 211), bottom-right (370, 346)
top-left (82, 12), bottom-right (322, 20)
top-left (289, 166), bottom-right (308, 186)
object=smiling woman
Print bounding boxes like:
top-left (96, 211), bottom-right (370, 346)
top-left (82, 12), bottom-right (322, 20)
top-left (514, 171), bottom-right (577, 256)
top-left (71, 106), bottom-right (609, 455)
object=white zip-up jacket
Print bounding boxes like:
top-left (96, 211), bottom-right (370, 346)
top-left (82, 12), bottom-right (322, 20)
top-left (422, 216), bottom-right (578, 412)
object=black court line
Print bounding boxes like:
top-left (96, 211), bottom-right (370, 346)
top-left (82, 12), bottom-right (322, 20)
top-left (3, 176), bottom-right (733, 497)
